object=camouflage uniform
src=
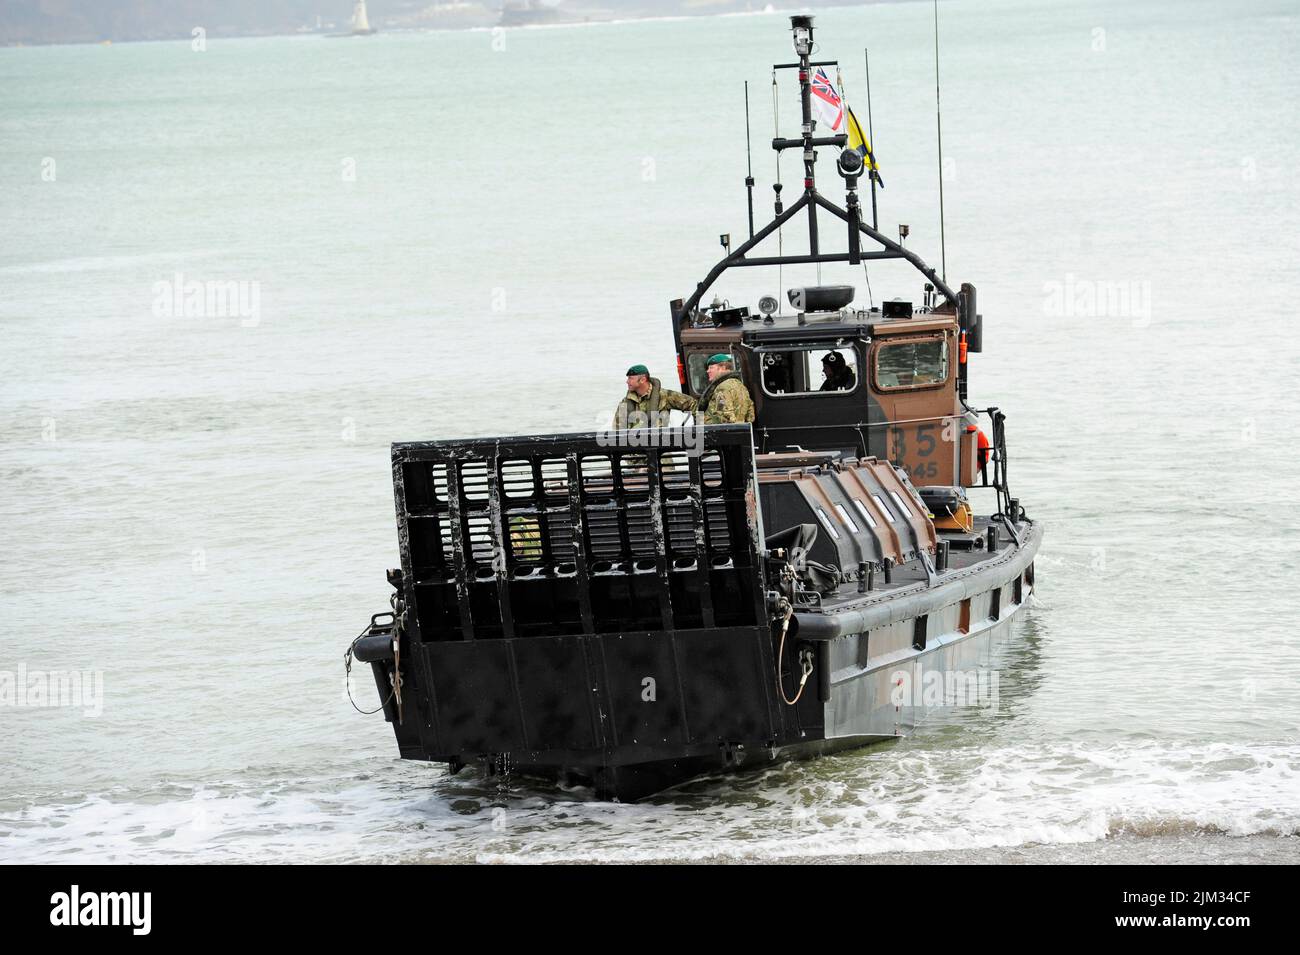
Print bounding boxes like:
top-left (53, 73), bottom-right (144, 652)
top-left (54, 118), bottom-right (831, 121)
top-left (508, 515), bottom-right (542, 560)
top-left (611, 377), bottom-right (698, 429)
top-left (699, 375), bottom-right (755, 425)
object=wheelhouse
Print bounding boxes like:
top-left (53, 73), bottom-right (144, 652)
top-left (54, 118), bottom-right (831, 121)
top-left (676, 293), bottom-right (984, 489)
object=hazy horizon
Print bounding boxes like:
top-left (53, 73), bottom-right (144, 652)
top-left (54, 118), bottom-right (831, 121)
top-left (0, 0), bottom-right (894, 47)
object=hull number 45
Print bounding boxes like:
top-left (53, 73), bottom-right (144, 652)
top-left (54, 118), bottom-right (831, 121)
top-left (892, 424), bottom-right (941, 481)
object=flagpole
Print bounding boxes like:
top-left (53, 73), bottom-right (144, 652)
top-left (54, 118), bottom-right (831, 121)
top-left (864, 47), bottom-right (879, 231)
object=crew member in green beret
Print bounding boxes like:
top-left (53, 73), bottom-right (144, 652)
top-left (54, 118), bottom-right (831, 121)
top-left (697, 354), bottom-right (755, 425)
top-left (612, 364), bottom-right (698, 430)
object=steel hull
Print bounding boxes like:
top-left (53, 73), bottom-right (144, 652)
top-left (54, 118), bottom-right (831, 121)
top-left (380, 522), bottom-right (1039, 801)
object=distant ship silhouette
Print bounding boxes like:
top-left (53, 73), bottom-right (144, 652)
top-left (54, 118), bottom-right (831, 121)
top-left (350, 0), bottom-right (377, 34)
top-left (327, 1), bottom-right (377, 37)
top-left (498, 1), bottom-right (566, 27)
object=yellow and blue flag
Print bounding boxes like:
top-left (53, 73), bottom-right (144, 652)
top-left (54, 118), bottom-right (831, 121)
top-left (846, 106), bottom-right (883, 188)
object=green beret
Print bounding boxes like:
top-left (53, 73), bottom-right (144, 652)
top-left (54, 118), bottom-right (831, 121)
top-left (706, 353), bottom-right (734, 367)
top-left (626, 364), bottom-right (649, 376)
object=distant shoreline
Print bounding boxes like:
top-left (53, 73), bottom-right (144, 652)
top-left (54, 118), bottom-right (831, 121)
top-left (0, 7), bottom-right (712, 49)
top-left (0, 1), bottom-right (915, 50)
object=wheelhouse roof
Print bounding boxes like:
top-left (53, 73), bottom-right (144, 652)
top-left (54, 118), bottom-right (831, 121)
top-left (679, 310), bottom-right (958, 345)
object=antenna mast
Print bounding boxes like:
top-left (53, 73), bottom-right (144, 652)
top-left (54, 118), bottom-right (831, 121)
top-left (791, 15), bottom-right (819, 257)
top-left (743, 81), bottom-right (755, 239)
top-left (671, 15), bottom-right (960, 352)
top-left (933, 0), bottom-right (947, 283)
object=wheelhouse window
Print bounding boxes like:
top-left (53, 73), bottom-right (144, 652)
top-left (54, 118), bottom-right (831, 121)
top-left (759, 346), bottom-right (858, 397)
top-left (873, 337), bottom-right (949, 391)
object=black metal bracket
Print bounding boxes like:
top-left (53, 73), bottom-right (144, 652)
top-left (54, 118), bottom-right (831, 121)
top-left (674, 189), bottom-right (958, 346)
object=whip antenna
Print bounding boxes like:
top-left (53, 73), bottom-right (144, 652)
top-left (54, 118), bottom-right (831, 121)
top-left (744, 80), bottom-right (755, 239)
top-left (933, 0), bottom-right (947, 283)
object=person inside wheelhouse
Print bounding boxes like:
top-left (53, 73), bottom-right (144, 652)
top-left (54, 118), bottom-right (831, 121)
top-left (759, 346), bottom-right (858, 397)
top-left (819, 351), bottom-right (856, 391)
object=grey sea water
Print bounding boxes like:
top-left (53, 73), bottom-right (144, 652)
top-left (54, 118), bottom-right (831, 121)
top-left (2, 0), bottom-right (1299, 864)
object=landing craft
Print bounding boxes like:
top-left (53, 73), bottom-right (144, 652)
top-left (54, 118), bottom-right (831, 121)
top-left (346, 16), bottom-right (1041, 801)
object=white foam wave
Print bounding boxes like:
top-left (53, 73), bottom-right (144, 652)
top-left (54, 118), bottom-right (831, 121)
top-left (1, 740), bottom-right (1296, 864)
